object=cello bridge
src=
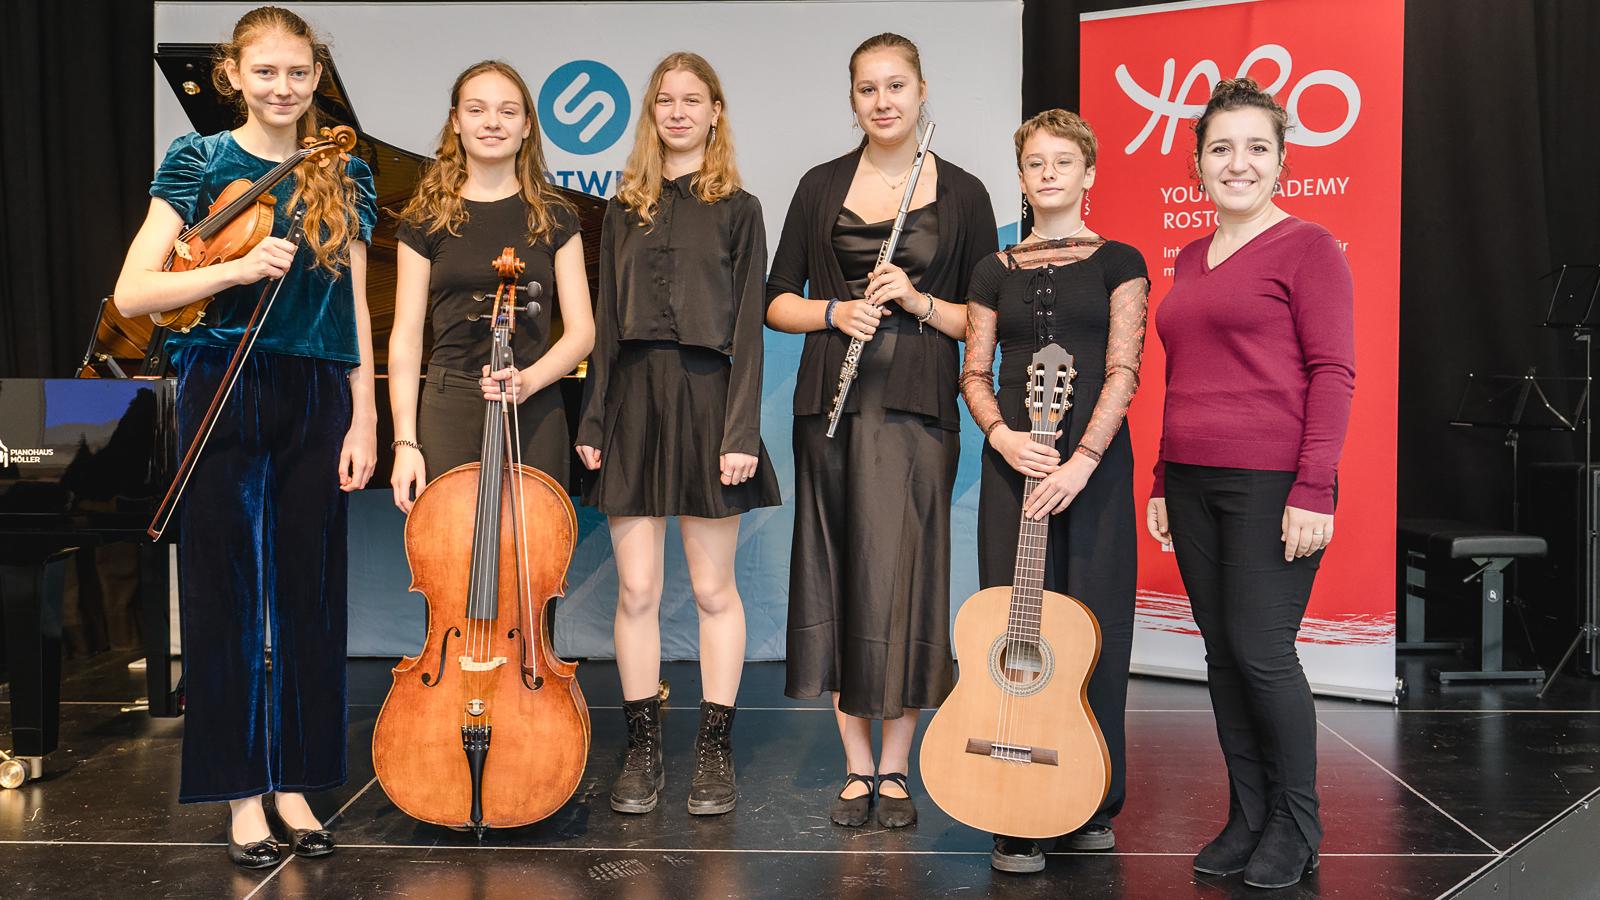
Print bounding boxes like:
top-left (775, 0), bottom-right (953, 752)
top-left (457, 655), bottom-right (508, 672)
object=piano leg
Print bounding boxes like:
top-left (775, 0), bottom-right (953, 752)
top-left (0, 550), bottom-right (71, 774)
top-left (138, 543), bottom-right (182, 718)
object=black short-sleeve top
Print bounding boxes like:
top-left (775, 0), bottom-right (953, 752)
top-left (967, 240), bottom-right (1147, 394)
top-left (396, 196), bottom-right (580, 373)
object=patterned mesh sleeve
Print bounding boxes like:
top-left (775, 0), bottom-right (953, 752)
top-left (960, 301), bottom-right (1006, 436)
top-left (1077, 276), bottom-right (1150, 459)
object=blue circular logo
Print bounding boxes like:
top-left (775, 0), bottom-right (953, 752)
top-left (538, 60), bottom-right (630, 155)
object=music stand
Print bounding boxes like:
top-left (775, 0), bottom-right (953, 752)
top-left (1536, 264), bottom-right (1600, 694)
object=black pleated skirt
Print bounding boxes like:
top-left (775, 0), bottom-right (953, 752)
top-left (583, 340), bottom-right (780, 518)
top-left (784, 319), bottom-right (959, 719)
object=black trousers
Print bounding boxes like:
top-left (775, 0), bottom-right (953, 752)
top-left (1164, 463), bottom-right (1325, 848)
top-left (174, 347), bottom-right (351, 803)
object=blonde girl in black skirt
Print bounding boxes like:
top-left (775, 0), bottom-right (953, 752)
top-left (575, 52), bottom-right (779, 818)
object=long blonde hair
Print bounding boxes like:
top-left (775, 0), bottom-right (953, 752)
top-left (213, 6), bottom-right (359, 275)
top-left (616, 52), bottom-right (741, 225)
top-left (398, 61), bottom-right (573, 246)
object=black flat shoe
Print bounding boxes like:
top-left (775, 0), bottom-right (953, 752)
top-left (289, 827), bottom-right (335, 858)
top-left (228, 832), bottom-right (282, 869)
top-left (1059, 823), bottom-right (1115, 852)
top-left (990, 835), bottom-right (1045, 873)
top-left (830, 773), bottom-right (875, 827)
top-left (875, 772), bottom-right (917, 828)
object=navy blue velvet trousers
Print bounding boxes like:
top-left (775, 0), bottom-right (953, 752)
top-left (174, 347), bottom-right (351, 803)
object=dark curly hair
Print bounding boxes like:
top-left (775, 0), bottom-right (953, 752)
top-left (1192, 77), bottom-right (1289, 159)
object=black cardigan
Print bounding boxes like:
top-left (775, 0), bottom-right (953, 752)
top-left (765, 148), bottom-right (997, 431)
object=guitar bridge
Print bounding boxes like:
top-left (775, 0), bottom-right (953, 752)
top-left (965, 738), bottom-right (1059, 766)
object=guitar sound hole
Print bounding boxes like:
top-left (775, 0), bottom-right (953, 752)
top-left (998, 644), bottom-right (1044, 688)
top-left (988, 635), bottom-right (1055, 697)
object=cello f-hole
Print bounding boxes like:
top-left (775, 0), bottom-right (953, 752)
top-left (421, 626), bottom-right (462, 687)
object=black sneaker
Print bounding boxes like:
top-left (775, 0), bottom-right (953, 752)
top-left (991, 835), bottom-right (1045, 873)
top-left (1059, 823), bottom-right (1115, 851)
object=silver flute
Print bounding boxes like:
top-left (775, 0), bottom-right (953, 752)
top-left (825, 121), bottom-right (936, 438)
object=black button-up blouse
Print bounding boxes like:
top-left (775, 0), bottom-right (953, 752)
top-left (576, 174), bottom-right (769, 456)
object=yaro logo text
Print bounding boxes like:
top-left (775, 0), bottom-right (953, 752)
top-left (538, 60), bottom-right (630, 156)
top-left (1116, 44), bottom-right (1360, 155)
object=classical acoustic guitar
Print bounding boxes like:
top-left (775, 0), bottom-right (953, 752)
top-left (919, 342), bottom-right (1110, 839)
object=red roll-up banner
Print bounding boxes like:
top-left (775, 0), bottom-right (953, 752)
top-left (1081, 0), bottom-right (1402, 700)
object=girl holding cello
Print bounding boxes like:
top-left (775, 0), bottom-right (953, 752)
top-left (576, 51), bottom-right (779, 818)
top-left (389, 60), bottom-right (592, 508)
top-left (112, 6), bottom-right (377, 869)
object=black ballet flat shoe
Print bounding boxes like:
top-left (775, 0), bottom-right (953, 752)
top-left (1242, 808), bottom-right (1320, 889)
top-left (830, 773), bottom-right (875, 827)
top-left (990, 835), bottom-right (1045, 874)
top-left (1192, 814), bottom-right (1262, 876)
top-left (874, 772), bottom-right (917, 828)
top-left (1059, 823), bottom-right (1115, 852)
top-left (227, 832), bottom-right (282, 869)
top-left (289, 827), bottom-right (335, 858)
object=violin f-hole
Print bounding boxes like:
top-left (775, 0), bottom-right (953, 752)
top-left (420, 626), bottom-right (461, 687)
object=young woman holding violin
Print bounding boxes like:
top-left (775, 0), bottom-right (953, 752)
top-left (575, 52), bottom-right (779, 817)
top-left (766, 32), bottom-right (996, 829)
top-left (112, 6), bottom-right (377, 869)
top-left (389, 60), bottom-right (592, 509)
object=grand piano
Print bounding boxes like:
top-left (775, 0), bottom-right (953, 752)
top-left (0, 45), bottom-right (605, 788)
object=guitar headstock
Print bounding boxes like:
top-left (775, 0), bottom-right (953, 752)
top-left (1025, 343), bottom-right (1076, 432)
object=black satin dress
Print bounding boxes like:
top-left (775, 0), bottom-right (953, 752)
top-left (784, 203), bottom-right (958, 719)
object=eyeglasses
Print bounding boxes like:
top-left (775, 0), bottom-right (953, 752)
top-left (1022, 157), bottom-right (1081, 176)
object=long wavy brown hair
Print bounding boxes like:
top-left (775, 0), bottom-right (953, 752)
top-left (397, 61), bottom-right (573, 245)
top-left (616, 52), bottom-right (741, 225)
top-left (212, 6), bottom-right (360, 275)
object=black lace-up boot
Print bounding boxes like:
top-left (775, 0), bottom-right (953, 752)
top-left (610, 697), bottom-right (664, 814)
top-left (687, 701), bottom-right (737, 815)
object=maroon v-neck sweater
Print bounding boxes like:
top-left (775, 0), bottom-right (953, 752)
top-left (1151, 216), bottom-right (1355, 514)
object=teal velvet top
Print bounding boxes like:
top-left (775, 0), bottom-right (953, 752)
top-left (149, 131), bottom-right (378, 367)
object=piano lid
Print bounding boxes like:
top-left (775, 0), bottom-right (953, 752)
top-left (154, 44), bottom-right (607, 369)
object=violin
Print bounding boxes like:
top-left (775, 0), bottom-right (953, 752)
top-left (372, 248), bottom-right (589, 835)
top-left (919, 343), bottom-right (1110, 839)
top-left (151, 125), bottom-right (357, 332)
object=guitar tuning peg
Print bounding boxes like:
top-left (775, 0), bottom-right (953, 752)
top-left (1069, 367), bottom-right (1078, 379)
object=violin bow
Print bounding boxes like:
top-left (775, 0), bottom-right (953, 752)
top-left (147, 207), bottom-right (307, 540)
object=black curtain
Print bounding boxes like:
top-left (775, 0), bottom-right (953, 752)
top-left (3, 0), bottom-right (1598, 528)
top-left (0, 0), bottom-right (153, 379)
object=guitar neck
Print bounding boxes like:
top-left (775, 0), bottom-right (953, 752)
top-left (1007, 427), bottom-right (1056, 644)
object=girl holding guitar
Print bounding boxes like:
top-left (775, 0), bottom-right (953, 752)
top-left (958, 110), bottom-right (1148, 873)
top-left (112, 6), bottom-right (377, 869)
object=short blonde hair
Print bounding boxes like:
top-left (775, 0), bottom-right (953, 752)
top-left (1013, 109), bottom-right (1097, 170)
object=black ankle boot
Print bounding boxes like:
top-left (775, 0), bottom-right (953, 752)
top-left (1193, 812), bottom-right (1261, 876)
top-left (611, 697), bottom-right (664, 814)
top-left (688, 701), bottom-right (737, 815)
top-left (1243, 806), bottom-right (1319, 889)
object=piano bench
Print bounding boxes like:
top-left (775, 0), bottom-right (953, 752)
top-left (1397, 518), bottom-right (1546, 684)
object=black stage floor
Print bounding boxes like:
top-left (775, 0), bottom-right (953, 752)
top-left (3, 652), bottom-right (1599, 898)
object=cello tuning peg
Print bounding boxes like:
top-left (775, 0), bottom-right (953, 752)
top-left (472, 292), bottom-right (488, 303)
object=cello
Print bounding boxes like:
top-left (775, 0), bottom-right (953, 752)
top-left (371, 248), bottom-right (589, 835)
top-left (918, 343), bottom-right (1110, 839)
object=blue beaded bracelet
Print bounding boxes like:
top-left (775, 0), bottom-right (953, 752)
top-left (824, 298), bottom-right (840, 330)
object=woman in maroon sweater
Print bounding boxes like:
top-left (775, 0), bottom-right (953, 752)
top-left (1146, 78), bottom-right (1354, 890)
